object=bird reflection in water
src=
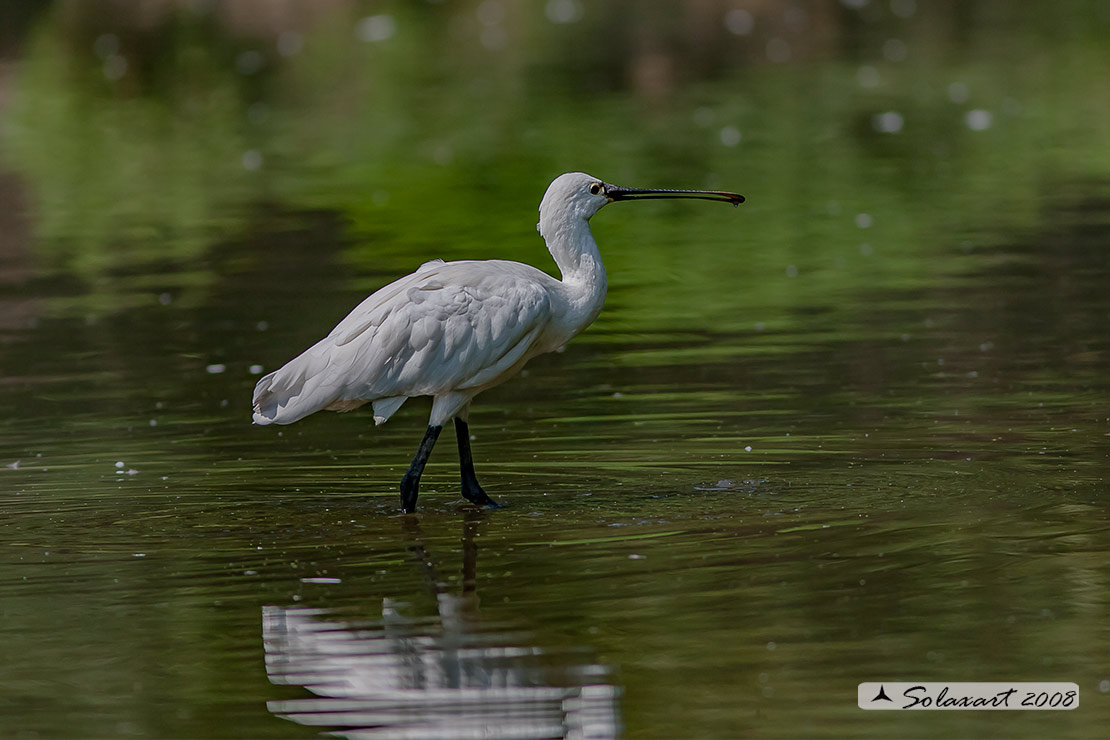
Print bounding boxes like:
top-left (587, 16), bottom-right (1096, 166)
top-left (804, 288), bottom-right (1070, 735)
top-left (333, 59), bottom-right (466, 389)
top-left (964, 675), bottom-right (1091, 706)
top-left (263, 512), bottom-right (621, 739)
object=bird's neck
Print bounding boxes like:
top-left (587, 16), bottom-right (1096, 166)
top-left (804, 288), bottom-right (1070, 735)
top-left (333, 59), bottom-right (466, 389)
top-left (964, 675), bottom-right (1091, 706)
top-left (542, 215), bottom-right (608, 329)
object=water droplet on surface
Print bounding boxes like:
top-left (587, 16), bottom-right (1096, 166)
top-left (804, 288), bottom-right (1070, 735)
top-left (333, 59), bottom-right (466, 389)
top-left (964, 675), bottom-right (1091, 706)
top-left (93, 33), bottom-right (119, 59)
top-left (784, 6), bottom-right (808, 30)
top-left (890, 0), bottom-right (916, 18)
top-left (766, 38), bottom-right (791, 63)
top-left (356, 15), bottom-right (396, 43)
top-left (432, 143), bottom-right (454, 165)
top-left (965, 109), bottom-right (993, 131)
top-left (719, 125), bottom-right (741, 147)
top-left (103, 54), bottom-right (128, 81)
top-left (247, 103), bottom-right (269, 125)
top-left (242, 150), bottom-right (263, 171)
top-left (882, 38), bottom-right (907, 62)
top-left (545, 0), bottom-right (583, 24)
top-left (476, 0), bottom-right (505, 26)
top-left (724, 8), bottom-right (754, 35)
top-left (235, 50), bottom-right (265, 75)
top-left (277, 31), bottom-right (303, 57)
top-left (857, 65), bottom-right (880, 88)
top-left (480, 26), bottom-right (507, 50)
top-left (873, 110), bottom-right (903, 133)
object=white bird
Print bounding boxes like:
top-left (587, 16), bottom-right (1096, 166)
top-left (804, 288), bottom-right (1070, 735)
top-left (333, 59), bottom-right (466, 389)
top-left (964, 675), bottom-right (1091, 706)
top-left (252, 172), bottom-right (744, 513)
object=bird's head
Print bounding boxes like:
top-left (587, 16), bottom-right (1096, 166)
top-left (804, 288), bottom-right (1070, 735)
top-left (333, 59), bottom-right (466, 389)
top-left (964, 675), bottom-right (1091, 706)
top-left (537, 172), bottom-right (745, 237)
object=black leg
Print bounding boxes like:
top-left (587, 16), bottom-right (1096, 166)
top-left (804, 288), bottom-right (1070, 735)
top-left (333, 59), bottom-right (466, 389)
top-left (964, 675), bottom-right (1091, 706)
top-left (454, 418), bottom-right (500, 508)
top-left (400, 425), bottom-right (442, 514)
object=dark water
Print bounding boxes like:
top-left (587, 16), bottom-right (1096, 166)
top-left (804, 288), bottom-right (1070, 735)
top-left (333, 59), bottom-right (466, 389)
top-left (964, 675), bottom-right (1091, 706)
top-left (2, 2), bottom-right (1110, 738)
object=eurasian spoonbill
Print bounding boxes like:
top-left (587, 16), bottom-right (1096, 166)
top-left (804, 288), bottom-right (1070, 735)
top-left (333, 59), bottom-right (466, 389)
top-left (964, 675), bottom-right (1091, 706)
top-left (252, 172), bottom-right (744, 512)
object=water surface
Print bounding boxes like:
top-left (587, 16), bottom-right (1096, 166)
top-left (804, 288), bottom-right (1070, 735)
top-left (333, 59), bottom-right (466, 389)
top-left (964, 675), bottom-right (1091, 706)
top-left (1, 2), bottom-right (1109, 738)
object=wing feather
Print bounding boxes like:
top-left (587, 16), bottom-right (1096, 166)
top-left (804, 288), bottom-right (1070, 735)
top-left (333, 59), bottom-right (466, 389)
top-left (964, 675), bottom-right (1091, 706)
top-left (252, 260), bottom-right (555, 425)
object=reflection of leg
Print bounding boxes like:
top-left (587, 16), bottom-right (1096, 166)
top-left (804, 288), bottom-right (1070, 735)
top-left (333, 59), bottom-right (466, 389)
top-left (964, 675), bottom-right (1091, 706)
top-left (402, 516), bottom-right (444, 598)
top-left (445, 510), bottom-right (484, 629)
top-left (461, 510), bottom-right (483, 594)
top-left (400, 425), bottom-right (442, 514)
top-left (453, 418), bottom-right (500, 508)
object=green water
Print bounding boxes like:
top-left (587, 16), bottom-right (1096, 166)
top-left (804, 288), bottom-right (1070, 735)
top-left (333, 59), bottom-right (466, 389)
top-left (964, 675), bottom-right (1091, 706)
top-left (2, 1), bottom-right (1109, 738)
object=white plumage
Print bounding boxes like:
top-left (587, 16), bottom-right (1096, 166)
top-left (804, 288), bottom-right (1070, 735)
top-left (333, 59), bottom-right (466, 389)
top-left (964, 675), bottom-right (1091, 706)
top-left (252, 258), bottom-right (561, 428)
top-left (251, 172), bottom-right (743, 512)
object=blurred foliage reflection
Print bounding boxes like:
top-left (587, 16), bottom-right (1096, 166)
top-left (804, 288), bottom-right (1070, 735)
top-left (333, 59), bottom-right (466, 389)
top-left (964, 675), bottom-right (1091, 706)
top-left (3, 0), bottom-right (1110, 314)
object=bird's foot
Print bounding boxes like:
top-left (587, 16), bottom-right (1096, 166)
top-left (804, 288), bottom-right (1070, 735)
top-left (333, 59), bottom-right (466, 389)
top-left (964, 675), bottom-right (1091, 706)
top-left (461, 483), bottom-right (501, 509)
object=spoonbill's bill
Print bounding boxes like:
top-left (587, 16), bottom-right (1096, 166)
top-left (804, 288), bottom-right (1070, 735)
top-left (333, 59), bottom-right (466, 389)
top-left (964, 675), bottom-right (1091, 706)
top-left (252, 172), bottom-right (744, 513)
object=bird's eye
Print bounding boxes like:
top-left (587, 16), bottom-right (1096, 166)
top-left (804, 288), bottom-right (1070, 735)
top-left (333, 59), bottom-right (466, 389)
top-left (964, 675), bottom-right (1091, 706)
top-left (588, 183), bottom-right (602, 195)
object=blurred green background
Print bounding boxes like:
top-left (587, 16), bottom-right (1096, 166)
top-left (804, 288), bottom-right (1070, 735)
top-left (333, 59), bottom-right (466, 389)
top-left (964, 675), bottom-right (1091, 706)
top-left (1, 1), bottom-right (1109, 738)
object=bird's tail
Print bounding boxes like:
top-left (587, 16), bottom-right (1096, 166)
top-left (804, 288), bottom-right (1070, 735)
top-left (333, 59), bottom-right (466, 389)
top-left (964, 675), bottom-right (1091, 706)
top-left (252, 345), bottom-right (339, 425)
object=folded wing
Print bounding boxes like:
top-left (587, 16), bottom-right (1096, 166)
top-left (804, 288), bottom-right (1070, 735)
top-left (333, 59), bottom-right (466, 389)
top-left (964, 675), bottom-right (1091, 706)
top-left (252, 261), bottom-right (553, 425)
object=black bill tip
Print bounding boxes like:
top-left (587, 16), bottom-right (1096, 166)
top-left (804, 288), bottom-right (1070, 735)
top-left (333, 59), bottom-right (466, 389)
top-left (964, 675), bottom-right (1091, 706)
top-left (606, 184), bottom-right (745, 206)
